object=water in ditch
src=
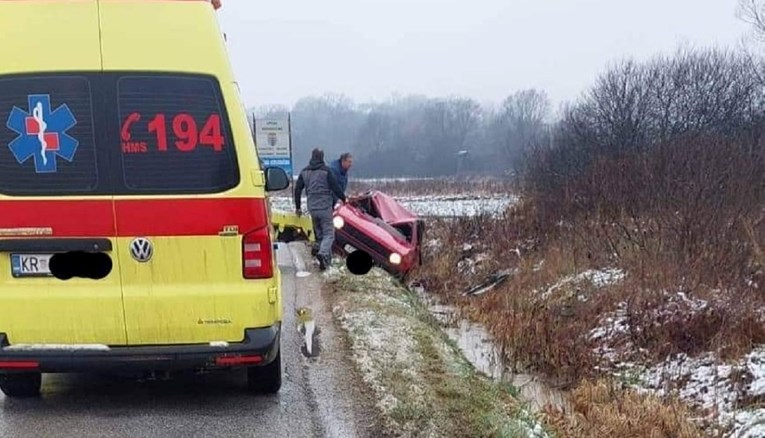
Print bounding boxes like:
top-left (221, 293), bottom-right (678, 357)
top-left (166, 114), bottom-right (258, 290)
top-left (426, 298), bottom-right (571, 414)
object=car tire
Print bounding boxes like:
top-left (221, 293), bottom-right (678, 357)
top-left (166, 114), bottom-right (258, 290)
top-left (0, 372), bottom-right (42, 398)
top-left (247, 350), bottom-right (282, 394)
top-left (279, 227), bottom-right (296, 243)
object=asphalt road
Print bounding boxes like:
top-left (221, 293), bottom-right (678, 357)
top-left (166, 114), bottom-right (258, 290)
top-left (0, 243), bottom-right (379, 438)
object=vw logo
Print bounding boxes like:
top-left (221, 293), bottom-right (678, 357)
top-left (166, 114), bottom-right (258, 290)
top-left (129, 237), bottom-right (153, 263)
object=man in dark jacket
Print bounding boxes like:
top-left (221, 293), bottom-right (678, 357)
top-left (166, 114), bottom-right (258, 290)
top-left (294, 148), bottom-right (347, 271)
top-left (329, 153), bottom-right (353, 204)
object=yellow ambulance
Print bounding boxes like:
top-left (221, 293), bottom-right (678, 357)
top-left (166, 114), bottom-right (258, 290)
top-left (0, 0), bottom-right (288, 397)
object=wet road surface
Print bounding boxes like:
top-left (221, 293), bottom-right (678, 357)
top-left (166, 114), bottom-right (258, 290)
top-left (0, 243), bottom-right (378, 438)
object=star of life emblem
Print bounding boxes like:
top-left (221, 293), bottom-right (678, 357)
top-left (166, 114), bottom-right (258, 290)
top-left (6, 94), bottom-right (79, 173)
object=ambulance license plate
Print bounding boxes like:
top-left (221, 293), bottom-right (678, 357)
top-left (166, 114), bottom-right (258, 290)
top-left (11, 254), bottom-right (53, 277)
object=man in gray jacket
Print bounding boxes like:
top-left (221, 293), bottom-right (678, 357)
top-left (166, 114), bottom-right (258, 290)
top-left (294, 148), bottom-right (347, 271)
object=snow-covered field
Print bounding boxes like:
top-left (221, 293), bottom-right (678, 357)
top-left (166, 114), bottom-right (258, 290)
top-left (354, 177), bottom-right (436, 183)
top-left (270, 194), bottom-right (516, 218)
top-left (396, 195), bottom-right (517, 217)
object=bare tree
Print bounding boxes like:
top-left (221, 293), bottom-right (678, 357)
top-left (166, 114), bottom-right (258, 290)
top-left (417, 97), bottom-right (482, 175)
top-left (291, 93), bottom-right (363, 167)
top-left (490, 89), bottom-right (551, 169)
top-left (647, 48), bottom-right (762, 142)
top-left (558, 48), bottom-right (763, 155)
top-left (347, 95), bottom-right (493, 177)
top-left (528, 46), bottom-right (765, 202)
top-left (739, 0), bottom-right (765, 41)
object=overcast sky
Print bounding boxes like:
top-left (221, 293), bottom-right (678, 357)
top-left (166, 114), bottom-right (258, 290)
top-left (218, 0), bottom-right (753, 109)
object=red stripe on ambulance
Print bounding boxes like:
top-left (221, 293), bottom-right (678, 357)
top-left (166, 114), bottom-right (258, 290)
top-left (0, 198), bottom-right (268, 237)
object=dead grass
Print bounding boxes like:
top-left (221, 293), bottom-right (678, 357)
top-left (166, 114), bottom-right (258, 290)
top-left (546, 379), bottom-right (706, 438)
top-left (412, 140), bottom-right (763, 435)
top-left (415, 203), bottom-right (765, 385)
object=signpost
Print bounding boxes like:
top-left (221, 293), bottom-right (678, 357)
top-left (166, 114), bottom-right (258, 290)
top-left (254, 114), bottom-right (293, 177)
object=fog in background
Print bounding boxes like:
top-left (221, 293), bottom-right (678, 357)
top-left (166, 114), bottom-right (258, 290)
top-left (217, 1), bottom-right (758, 177)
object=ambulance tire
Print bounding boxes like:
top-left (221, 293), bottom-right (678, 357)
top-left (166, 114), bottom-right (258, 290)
top-left (247, 350), bottom-right (282, 394)
top-left (0, 372), bottom-right (41, 398)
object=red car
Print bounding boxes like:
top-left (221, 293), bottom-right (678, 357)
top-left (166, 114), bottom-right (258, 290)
top-left (332, 191), bottom-right (424, 278)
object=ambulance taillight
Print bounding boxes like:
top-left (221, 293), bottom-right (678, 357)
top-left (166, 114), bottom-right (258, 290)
top-left (243, 227), bottom-right (274, 279)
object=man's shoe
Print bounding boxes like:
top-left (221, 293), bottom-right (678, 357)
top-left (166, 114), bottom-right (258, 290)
top-left (317, 254), bottom-right (327, 271)
top-left (311, 245), bottom-right (319, 257)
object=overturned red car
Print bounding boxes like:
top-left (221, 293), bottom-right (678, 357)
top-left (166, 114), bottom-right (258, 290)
top-left (332, 191), bottom-right (425, 278)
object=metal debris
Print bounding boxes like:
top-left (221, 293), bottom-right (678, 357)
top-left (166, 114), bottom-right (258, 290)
top-left (463, 269), bottom-right (515, 297)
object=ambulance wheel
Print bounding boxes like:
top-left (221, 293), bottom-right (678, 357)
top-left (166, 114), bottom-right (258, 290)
top-left (247, 351), bottom-right (282, 394)
top-left (0, 372), bottom-right (41, 398)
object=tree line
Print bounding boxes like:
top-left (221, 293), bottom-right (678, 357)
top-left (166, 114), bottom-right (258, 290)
top-left (251, 89), bottom-right (550, 177)
top-left (252, 0), bottom-right (765, 180)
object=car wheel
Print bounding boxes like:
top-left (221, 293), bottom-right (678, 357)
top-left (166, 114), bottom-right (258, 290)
top-left (0, 372), bottom-right (42, 398)
top-left (247, 350), bottom-right (282, 394)
top-left (346, 250), bottom-right (373, 275)
top-left (278, 227), bottom-right (295, 243)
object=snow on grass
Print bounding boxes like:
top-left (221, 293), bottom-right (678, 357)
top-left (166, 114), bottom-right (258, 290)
top-left (591, 291), bottom-right (708, 344)
top-left (628, 347), bottom-right (765, 435)
top-left (731, 410), bottom-right (765, 438)
top-left (671, 291), bottom-right (710, 313)
top-left (588, 302), bottom-right (640, 367)
top-left (639, 353), bottom-right (738, 414)
top-left (745, 348), bottom-right (765, 397)
top-left (589, 302), bottom-right (630, 343)
top-left (334, 305), bottom-right (424, 416)
top-left (540, 268), bottom-right (626, 300)
top-left (326, 262), bottom-right (551, 437)
top-left (328, 267), bottom-right (441, 436)
top-left (587, 268), bottom-right (627, 288)
top-left (578, 287), bottom-right (765, 435)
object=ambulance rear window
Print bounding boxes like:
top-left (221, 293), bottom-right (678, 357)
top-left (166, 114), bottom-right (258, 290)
top-left (0, 75), bottom-right (100, 195)
top-left (117, 75), bottom-right (239, 194)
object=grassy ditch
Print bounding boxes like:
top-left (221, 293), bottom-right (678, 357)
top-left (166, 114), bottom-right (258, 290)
top-left (397, 137), bottom-right (763, 437)
top-left (325, 266), bottom-right (548, 438)
top-left (411, 186), bottom-right (761, 435)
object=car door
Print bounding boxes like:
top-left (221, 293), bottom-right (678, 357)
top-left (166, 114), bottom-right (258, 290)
top-left (0, 0), bottom-right (127, 346)
top-left (99, 1), bottom-right (279, 346)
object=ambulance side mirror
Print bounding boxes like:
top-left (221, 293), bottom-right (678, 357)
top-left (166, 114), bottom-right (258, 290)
top-left (265, 167), bottom-right (290, 192)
